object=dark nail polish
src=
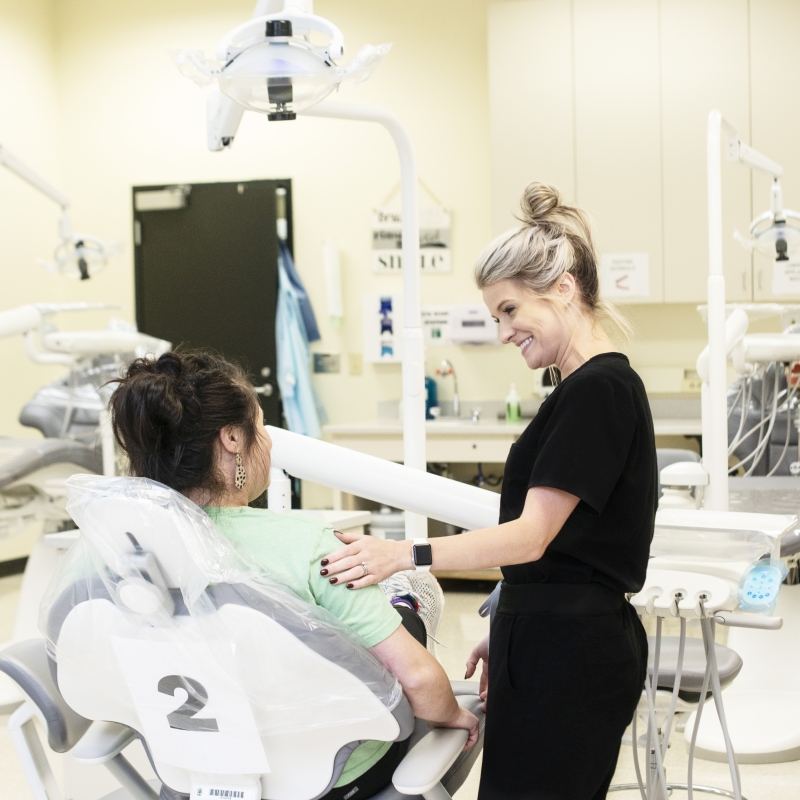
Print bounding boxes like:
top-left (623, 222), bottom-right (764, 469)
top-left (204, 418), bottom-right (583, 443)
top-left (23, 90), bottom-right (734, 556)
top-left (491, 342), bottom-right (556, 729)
top-left (347, 583), bottom-right (354, 589)
top-left (320, 569), bottom-right (328, 576)
top-left (334, 530), bottom-right (343, 536)
top-left (329, 577), bottom-right (337, 584)
top-left (321, 559), bottom-right (329, 566)
top-left (464, 673), bottom-right (468, 679)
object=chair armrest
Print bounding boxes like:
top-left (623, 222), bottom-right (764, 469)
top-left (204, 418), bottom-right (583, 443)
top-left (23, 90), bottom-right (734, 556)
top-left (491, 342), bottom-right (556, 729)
top-left (393, 693), bottom-right (484, 795)
top-left (72, 721), bottom-right (137, 765)
top-left (392, 727), bottom-right (468, 795)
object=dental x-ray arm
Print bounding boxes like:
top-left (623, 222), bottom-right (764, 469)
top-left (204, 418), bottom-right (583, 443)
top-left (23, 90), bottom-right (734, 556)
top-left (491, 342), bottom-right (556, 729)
top-left (266, 426), bottom-right (500, 532)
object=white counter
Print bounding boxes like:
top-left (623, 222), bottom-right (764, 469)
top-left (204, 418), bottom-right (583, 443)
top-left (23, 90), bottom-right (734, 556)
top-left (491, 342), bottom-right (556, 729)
top-left (323, 415), bottom-right (702, 463)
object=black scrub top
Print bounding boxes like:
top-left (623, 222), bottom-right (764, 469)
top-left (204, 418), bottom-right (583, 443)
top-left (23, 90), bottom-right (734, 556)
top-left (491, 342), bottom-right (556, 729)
top-left (500, 352), bottom-right (656, 593)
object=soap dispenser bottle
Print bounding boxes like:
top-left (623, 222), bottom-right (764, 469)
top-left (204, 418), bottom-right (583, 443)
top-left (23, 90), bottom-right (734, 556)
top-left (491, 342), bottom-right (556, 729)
top-left (506, 383), bottom-right (521, 423)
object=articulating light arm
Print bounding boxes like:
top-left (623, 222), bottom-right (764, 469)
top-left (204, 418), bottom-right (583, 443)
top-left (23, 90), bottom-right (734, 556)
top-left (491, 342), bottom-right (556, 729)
top-left (704, 111), bottom-right (785, 511)
top-left (0, 145), bottom-right (70, 210)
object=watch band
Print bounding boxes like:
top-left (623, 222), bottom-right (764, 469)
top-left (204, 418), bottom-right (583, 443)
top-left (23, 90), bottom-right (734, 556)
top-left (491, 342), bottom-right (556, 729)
top-left (411, 538), bottom-right (433, 572)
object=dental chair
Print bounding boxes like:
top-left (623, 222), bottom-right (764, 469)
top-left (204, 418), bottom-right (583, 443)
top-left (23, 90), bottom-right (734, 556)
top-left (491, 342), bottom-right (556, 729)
top-left (1, 474), bottom-right (484, 800)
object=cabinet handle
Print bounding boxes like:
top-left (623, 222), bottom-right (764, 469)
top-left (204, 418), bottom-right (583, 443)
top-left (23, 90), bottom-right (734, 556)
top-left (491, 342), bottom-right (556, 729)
top-left (758, 269), bottom-right (763, 291)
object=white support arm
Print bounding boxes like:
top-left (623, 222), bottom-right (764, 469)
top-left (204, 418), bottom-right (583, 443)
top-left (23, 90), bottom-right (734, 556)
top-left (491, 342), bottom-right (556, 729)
top-left (267, 426), bottom-right (499, 531)
top-left (713, 611), bottom-right (783, 630)
top-left (704, 112), bottom-right (785, 511)
top-left (8, 702), bottom-right (62, 800)
top-left (72, 721), bottom-right (137, 765)
top-left (302, 101), bottom-right (427, 538)
top-left (0, 305), bottom-right (42, 339)
top-left (0, 145), bottom-right (70, 209)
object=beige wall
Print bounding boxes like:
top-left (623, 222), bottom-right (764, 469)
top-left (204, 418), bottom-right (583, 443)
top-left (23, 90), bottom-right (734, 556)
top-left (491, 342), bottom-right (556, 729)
top-left (0, 0), bottom-right (776, 443)
top-left (0, 0), bottom-right (65, 438)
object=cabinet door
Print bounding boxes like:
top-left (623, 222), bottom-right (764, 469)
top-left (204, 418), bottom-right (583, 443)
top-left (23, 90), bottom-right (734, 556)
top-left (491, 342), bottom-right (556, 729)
top-left (750, 0), bottom-right (800, 301)
top-left (573, 0), bottom-right (663, 303)
top-left (488, 0), bottom-right (575, 236)
top-left (661, 0), bottom-right (752, 303)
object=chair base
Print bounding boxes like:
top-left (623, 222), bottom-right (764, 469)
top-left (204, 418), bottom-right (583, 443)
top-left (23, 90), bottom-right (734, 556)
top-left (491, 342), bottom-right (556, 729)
top-left (609, 782), bottom-right (748, 799)
top-left (686, 691), bottom-right (800, 764)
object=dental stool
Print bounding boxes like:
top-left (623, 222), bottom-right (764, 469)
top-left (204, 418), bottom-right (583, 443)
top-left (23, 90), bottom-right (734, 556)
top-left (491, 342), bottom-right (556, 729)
top-left (2, 475), bottom-right (484, 800)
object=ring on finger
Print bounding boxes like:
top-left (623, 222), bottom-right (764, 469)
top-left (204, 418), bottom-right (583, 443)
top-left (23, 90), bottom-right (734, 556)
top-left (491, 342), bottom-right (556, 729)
top-left (361, 562), bottom-right (369, 577)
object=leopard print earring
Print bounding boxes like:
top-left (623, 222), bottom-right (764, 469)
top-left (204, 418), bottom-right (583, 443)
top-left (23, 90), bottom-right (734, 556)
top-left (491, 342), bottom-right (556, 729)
top-left (234, 453), bottom-right (247, 490)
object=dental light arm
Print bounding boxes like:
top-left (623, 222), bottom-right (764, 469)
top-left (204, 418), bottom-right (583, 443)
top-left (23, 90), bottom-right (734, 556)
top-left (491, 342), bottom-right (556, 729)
top-left (0, 303), bottom-right (112, 340)
top-left (0, 146), bottom-right (70, 210)
top-left (0, 144), bottom-right (119, 279)
top-left (267, 426), bottom-right (499, 531)
top-left (704, 112), bottom-right (786, 510)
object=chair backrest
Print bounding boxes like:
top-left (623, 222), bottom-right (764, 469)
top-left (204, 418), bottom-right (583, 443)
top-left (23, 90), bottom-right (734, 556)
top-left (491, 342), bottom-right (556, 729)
top-left (46, 475), bottom-right (412, 800)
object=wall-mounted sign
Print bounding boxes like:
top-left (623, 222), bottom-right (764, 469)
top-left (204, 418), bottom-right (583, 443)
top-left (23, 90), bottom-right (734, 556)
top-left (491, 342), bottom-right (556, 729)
top-left (772, 255), bottom-right (800, 296)
top-left (600, 252), bottom-right (650, 298)
top-left (372, 207), bottom-right (451, 273)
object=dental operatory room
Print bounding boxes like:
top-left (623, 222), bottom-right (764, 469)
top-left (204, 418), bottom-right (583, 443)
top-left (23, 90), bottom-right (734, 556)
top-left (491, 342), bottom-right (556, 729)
top-left (11, 2), bottom-right (800, 800)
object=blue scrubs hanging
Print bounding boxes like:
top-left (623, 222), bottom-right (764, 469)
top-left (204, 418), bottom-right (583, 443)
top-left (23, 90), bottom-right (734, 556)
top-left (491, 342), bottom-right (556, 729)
top-left (276, 245), bottom-right (326, 438)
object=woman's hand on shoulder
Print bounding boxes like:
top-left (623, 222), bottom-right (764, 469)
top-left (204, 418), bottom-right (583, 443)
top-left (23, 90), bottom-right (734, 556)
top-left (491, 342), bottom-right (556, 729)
top-left (320, 530), bottom-right (413, 588)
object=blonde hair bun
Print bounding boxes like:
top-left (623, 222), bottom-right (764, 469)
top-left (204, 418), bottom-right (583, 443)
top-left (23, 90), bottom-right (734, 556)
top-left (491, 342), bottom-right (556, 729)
top-left (519, 182), bottom-right (561, 226)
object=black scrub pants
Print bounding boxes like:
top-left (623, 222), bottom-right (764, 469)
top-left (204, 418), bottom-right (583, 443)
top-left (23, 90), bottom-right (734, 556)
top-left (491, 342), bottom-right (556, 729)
top-left (478, 582), bottom-right (647, 800)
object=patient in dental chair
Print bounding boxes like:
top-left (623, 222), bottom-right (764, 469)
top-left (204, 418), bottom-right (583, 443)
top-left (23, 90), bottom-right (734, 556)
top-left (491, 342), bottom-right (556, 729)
top-left (107, 349), bottom-right (478, 800)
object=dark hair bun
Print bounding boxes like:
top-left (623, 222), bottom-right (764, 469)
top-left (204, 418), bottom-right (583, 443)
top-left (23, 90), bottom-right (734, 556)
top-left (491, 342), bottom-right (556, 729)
top-left (109, 349), bottom-right (260, 496)
top-left (519, 182), bottom-right (561, 225)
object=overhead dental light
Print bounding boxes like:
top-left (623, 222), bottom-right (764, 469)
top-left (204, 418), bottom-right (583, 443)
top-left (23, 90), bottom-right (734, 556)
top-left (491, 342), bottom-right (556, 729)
top-left (735, 177), bottom-right (800, 261)
top-left (173, 0), bottom-right (389, 127)
top-left (173, 1), bottom-right (430, 540)
top-left (0, 145), bottom-right (120, 279)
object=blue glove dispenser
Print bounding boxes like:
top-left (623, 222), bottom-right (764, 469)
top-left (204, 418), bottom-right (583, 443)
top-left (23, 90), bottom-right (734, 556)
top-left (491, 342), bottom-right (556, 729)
top-left (738, 558), bottom-right (789, 615)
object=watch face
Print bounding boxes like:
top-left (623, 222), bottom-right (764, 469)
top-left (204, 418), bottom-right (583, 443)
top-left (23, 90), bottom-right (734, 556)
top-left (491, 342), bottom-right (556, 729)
top-left (413, 543), bottom-right (433, 567)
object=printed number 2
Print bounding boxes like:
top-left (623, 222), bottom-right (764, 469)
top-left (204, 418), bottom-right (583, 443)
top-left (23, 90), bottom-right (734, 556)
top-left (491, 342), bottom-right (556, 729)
top-left (158, 675), bottom-right (219, 732)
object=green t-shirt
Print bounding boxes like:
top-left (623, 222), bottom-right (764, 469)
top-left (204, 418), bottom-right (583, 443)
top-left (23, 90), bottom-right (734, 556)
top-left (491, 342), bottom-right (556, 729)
top-left (206, 506), bottom-right (402, 787)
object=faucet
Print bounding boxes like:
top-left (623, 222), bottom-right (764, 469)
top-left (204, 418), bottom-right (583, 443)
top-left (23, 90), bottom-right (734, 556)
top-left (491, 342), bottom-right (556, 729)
top-left (436, 359), bottom-right (459, 417)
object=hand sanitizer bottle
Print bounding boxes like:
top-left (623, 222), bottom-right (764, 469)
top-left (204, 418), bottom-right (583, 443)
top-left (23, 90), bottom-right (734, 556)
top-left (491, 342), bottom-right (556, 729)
top-left (506, 383), bottom-right (521, 423)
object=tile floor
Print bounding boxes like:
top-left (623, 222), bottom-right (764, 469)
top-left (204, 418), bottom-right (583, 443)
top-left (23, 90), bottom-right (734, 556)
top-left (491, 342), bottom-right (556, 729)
top-left (3, 574), bottom-right (800, 799)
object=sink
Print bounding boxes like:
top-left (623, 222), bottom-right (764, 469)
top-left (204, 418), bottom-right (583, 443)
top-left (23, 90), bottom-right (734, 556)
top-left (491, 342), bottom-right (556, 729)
top-left (427, 418), bottom-right (472, 426)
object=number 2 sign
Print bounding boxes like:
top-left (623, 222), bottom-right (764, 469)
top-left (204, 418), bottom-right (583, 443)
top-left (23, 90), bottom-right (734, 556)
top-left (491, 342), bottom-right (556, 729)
top-left (112, 638), bottom-right (270, 774)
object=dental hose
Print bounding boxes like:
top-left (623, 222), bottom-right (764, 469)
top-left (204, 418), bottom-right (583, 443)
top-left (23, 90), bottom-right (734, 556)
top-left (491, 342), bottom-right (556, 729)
top-left (660, 616), bottom-right (686, 763)
top-left (686, 627), bottom-right (713, 800)
top-left (702, 618), bottom-right (743, 800)
top-left (631, 711), bottom-right (647, 800)
top-left (642, 617), bottom-right (670, 800)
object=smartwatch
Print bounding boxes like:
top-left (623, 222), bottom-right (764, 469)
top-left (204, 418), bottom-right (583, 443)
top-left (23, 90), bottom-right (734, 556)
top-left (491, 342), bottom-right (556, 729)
top-left (411, 539), bottom-right (433, 572)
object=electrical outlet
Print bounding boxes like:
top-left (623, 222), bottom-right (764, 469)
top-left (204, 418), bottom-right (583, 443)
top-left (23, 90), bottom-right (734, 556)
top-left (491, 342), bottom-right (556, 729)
top-left (349, 353), bottom-right (363, 375)
top-left (682, 369), bottom-right (702, 393)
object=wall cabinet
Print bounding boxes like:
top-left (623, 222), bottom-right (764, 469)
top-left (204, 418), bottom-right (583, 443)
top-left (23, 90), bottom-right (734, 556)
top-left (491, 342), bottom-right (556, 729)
top-left (488, 0), bottom-right (575, 234)
top-left (489, 0), bottom-right (799, 304)
top-left (750, 0), bottom-right (800, 302)
top-left (573, 0), bottom-right (664, 303)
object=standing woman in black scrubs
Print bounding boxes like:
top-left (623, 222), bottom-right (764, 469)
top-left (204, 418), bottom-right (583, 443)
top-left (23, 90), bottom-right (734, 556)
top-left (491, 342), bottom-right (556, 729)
top-left (321, 181), bottom-right (656, 799)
